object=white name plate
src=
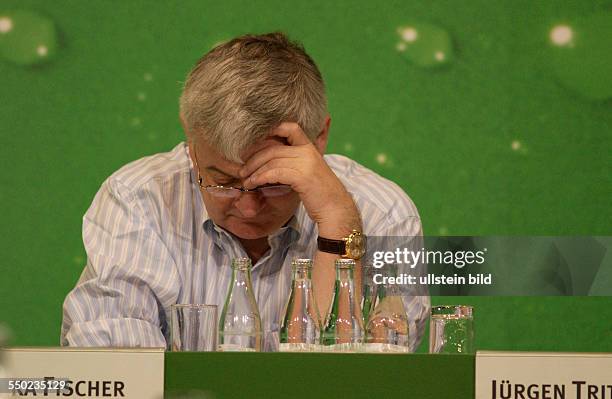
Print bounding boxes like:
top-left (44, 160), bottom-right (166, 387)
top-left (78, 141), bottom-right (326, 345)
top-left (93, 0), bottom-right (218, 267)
top-left (0, 347), bottom-right (164, 398)
top-left (476, 351), bottom-right (612, 399)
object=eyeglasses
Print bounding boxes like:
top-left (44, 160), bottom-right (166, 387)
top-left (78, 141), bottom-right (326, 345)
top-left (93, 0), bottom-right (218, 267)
top-left (200, 182), bottom-right (293, 198)
top-left (191, 146), bottom-right (292, 199)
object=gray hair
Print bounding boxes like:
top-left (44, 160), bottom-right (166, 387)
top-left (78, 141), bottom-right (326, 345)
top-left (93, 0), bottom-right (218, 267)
top-left (179, 32), bottom-right (328, 163)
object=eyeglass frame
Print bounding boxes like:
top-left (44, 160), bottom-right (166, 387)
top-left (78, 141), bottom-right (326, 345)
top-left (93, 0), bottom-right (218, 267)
top-left (190, 144), bottom-right (292, 198)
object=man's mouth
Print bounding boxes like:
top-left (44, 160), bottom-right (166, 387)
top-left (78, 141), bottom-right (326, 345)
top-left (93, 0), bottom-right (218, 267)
top-left (228, 213), bottom-right (262, 221)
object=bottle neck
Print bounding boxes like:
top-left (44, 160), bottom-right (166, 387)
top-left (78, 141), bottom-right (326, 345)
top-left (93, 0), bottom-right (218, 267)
top-left (232, 267), bottom-right (251, 282)
top-left (334, 259), bottom-right (355, 282)
top-left (336, 266), bottom-right (353, 282)
top-left (231, 258), bottom-right (253, 285)
top-left (292, 266), bottom-right (312, 281)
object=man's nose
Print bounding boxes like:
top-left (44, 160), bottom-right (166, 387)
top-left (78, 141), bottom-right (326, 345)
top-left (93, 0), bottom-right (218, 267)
top-left (233, 192), bottom-right (264, 218)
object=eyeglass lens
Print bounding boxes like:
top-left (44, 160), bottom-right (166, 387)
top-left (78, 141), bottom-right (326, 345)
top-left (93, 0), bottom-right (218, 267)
top-left (205, 185), bottom-right (291, 198)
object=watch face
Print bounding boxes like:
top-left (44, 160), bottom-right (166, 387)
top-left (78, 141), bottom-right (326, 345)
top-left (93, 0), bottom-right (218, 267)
top-left (347, 232), bottom-right (366, 259)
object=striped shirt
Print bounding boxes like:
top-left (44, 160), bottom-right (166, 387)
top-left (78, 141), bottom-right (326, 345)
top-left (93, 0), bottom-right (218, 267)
top-left (61, 142), bottom-right (430, 351)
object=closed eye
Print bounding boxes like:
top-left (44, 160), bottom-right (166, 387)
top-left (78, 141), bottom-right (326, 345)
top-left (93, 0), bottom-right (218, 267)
top-left (214, 178), bottom-right (239, 186)
top-left (205, 166), bottom-right (240, 185)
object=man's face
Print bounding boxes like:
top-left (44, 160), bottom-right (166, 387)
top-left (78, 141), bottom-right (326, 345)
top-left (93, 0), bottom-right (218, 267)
top-left (190, 138), bottom-right (301, 240)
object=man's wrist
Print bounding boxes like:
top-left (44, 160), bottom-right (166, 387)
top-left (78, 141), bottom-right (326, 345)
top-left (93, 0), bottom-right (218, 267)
top-left (317, 224), bottom-right (361, 240)
top-left (312, 187), bottom-right (362, 239)
top-left (317, 227), bottom-right (365, 260)
top-left (317, 211), bottom-right (362, 240)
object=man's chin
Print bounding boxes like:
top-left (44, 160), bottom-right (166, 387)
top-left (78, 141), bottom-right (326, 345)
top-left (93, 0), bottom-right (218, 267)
top-left (224, 220), bottom-right (274, 240)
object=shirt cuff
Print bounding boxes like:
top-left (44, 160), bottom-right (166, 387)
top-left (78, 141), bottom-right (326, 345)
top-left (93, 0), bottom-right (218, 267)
top-left (62, 317), bottom-right (166, 348)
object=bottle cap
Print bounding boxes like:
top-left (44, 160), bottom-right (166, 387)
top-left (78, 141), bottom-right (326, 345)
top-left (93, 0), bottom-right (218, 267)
top-left (231, 257), bottom-right (252, 269)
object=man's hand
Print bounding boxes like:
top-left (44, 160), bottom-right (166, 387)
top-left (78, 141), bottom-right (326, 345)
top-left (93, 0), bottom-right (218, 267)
top-left (240, 122), bottom-right (361, 238)
top-left (240, 122), bottom-right (363, 321)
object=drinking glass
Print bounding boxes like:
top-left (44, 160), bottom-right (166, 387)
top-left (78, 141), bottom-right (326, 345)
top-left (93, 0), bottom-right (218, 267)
top-left (170, 304), bottom-right (218, 352)
top-left (429, 305), bottom-right (474, 354)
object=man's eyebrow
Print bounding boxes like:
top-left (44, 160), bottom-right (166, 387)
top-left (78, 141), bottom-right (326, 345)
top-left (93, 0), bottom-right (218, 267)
top-left (205, 166), bottom-right (238, 178)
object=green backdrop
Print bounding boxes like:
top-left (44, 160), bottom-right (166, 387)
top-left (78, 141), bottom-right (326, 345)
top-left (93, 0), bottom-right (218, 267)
top-left (1, 1), bottom-right (611, 352)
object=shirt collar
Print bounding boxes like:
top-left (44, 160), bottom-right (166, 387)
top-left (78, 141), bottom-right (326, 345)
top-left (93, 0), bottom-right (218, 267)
top-left (202, 213), bottom-right (301, 248)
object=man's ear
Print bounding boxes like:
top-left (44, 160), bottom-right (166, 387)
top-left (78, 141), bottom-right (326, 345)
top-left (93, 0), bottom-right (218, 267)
top-left (314, 116), bottom-right (331, 154)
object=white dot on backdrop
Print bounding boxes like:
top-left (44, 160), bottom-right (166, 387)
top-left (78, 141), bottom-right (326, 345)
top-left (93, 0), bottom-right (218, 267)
top-left (439, 226), bottom-right (449, 235)
top-left (144, 72), bottom-right (153, 82)
top-left (130, 117), bottom-right (141, 127)
top-left (399, 27), bottom-right (418, 42)
top-left (435, 51), bottom-right (445, 61)
top-left (0, 17), bottom-right (12, 33)
top-left (37, 45), bottom-right (48, 57)
top-left (376, 153), bottom-right (388, 164)
top-left (343, 143), bottom-right (354, 152)
top-left (511, 140), bottom-right (521, 151)
top-left (147, 132), bottom-right (158, 141)
top-left (137, 92), bottom-right (146, 101)
top-left (550, 25), bottom-right (573, 46)
top-left (73, 256), bottom-right (84, 265)
top-left (396, 42), bottom-right (407, 52)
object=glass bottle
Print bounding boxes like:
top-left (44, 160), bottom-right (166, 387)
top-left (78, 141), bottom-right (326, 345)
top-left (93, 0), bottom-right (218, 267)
top-left (280, 259), bottom-right (322, 352)
top-left (219, 258), bottom-right (263, 352)
top-left (361, 263), bottom-right (376, 325)
top-left (364, 271), bottom-right (410, 353)
top-left (322, 258), bottom-right (364, 351)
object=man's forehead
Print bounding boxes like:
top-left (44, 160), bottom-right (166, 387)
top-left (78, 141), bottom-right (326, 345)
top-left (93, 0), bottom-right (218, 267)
top-left (241, 136), bottom-right (287, 160)
top-left (198, 136), bottom-right (286, 171)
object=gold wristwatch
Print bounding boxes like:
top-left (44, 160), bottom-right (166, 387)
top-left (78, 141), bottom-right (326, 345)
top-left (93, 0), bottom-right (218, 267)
top-left (317, 230), bottom-right (366, 260)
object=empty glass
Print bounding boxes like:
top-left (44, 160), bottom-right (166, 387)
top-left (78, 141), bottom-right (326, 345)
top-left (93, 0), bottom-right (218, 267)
top-left (429, 305), bottom-right (474, 354)
top-left (170, 304), bottom-right (218, 352)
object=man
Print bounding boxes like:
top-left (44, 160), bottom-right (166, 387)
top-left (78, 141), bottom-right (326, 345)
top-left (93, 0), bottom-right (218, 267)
top-left (61, 32), bottom-right (429, 351)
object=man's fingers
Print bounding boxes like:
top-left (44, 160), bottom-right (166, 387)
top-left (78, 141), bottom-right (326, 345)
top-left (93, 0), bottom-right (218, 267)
top-left (244, 167), bottom-right (301, 190)
top-left (243, 158), bottom-right (294, 188)
top-left (240, 145), bottom-right (299, 178)
top-left (271, 122), bottom-right (311, 146)
top-left (239, 122), bottom-right (316, 178)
